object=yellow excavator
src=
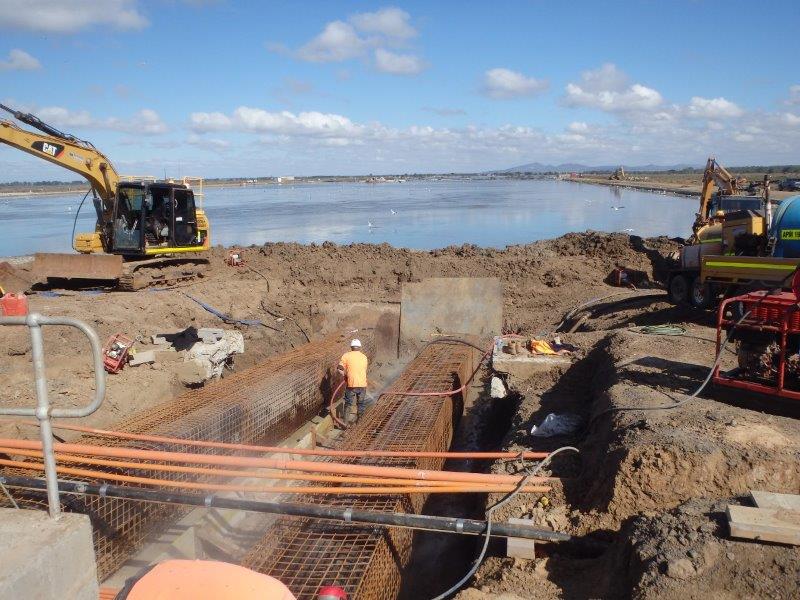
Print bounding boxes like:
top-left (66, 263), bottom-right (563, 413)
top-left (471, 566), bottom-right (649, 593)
top-left (0, 103), bottom-right (210, 290)
top-left (668, 157), bottom-right (770, 307)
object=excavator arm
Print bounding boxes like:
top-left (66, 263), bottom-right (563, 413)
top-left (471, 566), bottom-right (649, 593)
top-left (0, 104), bottom-right (120, 203)
top-left (694, 156), bottom-right (739, 236)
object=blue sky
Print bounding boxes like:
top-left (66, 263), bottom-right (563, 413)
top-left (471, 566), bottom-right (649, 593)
top-left (1, 0), bottom-right (799, 181)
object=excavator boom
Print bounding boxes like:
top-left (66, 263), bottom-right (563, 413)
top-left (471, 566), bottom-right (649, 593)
top-left (694, 156), bottom-right (744, 237)
top-left (0, 104), bottom-right (211, 289)
top-left (0, 105), bottom-right (119, 208)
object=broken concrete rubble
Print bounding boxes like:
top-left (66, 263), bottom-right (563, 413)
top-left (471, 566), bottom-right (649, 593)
top-left (184, 329), bottom-right (245, 382)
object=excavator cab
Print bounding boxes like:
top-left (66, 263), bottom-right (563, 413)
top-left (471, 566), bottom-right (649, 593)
top-left (112, 182), bottom-right (204, 255)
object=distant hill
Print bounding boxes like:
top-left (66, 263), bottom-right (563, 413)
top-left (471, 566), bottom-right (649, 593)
top-left (500, 162), bottom-right (696, 173)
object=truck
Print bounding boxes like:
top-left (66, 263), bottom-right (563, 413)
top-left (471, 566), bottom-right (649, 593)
top-left (667, 157), bottom-right (800, 308)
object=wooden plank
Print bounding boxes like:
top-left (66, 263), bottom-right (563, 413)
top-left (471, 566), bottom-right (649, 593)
top-left (727, 504), bottom-right (800, 545)
top-left (750, 491), bottom-right (800, 511)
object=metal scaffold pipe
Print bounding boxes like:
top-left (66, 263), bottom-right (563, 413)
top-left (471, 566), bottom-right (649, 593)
top-left (0, 475), bottom-right (571, 543)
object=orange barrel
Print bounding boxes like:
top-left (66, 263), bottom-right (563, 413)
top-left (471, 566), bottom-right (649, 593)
top-left (0, 293), bottom-right (29, 316)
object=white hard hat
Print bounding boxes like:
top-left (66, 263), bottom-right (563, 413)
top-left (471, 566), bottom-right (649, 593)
top-left (350, 339), bottom-right (362, 348)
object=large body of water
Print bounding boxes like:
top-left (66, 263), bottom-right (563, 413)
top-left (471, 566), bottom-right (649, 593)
top-left (0, 179), bottom-right (696, 256)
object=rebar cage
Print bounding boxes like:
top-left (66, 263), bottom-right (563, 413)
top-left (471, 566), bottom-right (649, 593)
top-left (2, 329), bottom-right (373, 580)
top-left (241, 341), bottom-right (477, 599)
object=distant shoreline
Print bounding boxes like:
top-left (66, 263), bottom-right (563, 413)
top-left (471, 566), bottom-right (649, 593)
top-left (565, 176), bottom-right (700, 197)
top-left (565, 176), bottom-right (798, 201)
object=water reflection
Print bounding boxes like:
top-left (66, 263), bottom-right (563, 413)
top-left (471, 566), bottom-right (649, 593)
top-left (0, 180), bottom-right (696, 256)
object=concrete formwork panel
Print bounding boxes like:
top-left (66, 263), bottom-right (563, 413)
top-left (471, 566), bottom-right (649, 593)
top-left (400, 277), bottom-right (502, 357)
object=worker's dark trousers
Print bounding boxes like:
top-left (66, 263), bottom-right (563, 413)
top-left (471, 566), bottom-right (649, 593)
top-left (344, 387), bottom-right (370, 419)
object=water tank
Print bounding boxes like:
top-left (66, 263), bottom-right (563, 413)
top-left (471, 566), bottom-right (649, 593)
top-left (770, 195), bottom-right (800, 257)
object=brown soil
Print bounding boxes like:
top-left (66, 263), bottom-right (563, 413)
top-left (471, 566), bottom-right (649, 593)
top-left (0, 232), bottom-right (671, 437)
top-left (455, 294), bottom-right (799, 599)
top-left (2, 232), bottom-right (798, 599)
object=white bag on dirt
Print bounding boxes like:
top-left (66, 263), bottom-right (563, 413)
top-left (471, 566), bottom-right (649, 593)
top-left (530, 412), bottom-right (581, 437)
top-left (490, 376), bottom-right (507, 398)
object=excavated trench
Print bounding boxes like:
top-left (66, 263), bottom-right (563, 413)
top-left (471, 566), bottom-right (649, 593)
top-left (398, 369), bottom-right (521, 599)
top-left (460, 317), bottom-right (800, 599)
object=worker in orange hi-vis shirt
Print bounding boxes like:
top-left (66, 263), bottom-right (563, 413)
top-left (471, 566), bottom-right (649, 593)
top-left (116, 559), bottom-right (296, 599)
top-left (337, 338), bottom-right (370, 425)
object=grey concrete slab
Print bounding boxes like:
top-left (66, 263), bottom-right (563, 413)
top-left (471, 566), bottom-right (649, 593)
top-left (0, 508), bottom-right (99, 600)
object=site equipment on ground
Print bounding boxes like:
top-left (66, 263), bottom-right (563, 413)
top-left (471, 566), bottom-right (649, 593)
top-left (0, 103), bottom-right (210, 289)
top-left (713, 273), bottom-right (800, 401)
top-left (667, 156), bottom-right (800, 308)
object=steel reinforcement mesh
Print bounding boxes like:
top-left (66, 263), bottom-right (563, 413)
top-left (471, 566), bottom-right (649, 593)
top-left (2, 329), bottom-right (373, 581)
top-left (241, 341), bottom-right (477, 600)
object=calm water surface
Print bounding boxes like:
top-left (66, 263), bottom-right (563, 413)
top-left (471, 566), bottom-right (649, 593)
top-left (0, 179), bottom-right (695, 256)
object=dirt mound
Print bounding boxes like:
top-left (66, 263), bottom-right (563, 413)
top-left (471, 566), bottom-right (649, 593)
top-left (1, 232), bottom-right (676, 437)
top-left (619, 498), bottom-right (800, 599)
top-left (580, 330), bottom-right (800, 528)
top-left (462, 300), bottom-right (799, 599)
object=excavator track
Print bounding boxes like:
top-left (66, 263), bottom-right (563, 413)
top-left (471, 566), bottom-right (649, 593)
top-left (117, 257), bottom-right (210, 291)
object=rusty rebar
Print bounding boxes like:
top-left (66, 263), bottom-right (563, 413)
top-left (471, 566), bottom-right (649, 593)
top-left (241, 341), bottom-right (482, 600)
top-left (1, 330), bottom-right (373, 580)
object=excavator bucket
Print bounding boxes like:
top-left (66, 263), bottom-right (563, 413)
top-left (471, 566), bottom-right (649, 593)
top-left (33, 253), bottom-right (124, 282)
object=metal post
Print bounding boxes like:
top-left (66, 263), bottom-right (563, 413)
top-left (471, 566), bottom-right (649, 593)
top-left (27, 315), bottom-right (61, 518)
top-left (0, 313), bottom-right (106, 519)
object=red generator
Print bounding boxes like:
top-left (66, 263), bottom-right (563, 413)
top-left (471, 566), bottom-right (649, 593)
top-left (714, 290), bottom-right (800, 400)
top-left (103, 333), bottom-right (134, 374)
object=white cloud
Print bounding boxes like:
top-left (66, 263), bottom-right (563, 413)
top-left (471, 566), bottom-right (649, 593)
top-left (786, 85), bottom-right (800, 105)
top-left (350, 7), bottom-right (416, 39)
top-left (564, 63), bottom-right (663, 112)
top-left (374, 48), bottom-right (424, 75)
top-left (187, 134), bottom-right (229, 151)
top-left (0, 0), bottom-right (148, 33)
top-left (565, 82), bottom-right (662, 112)
top-left (686, 96), bottom-right (744, 119)
top-left (568, 121), bottom-right (589, 133)
top-left (190, 107), bottom-right (366, 140)
top-left (27, 106), bottom-right (167, 135)
top-left (578, 63), bottom-right (629, 93)
top-left (189, 111), bottom-right (233, 130)
top-left (0, 49), bottom-right (41, 71)
top-left (276, 7), bottom-right (424, 74)
top-left (483, 68), bottom-right (549, 99)
top-left (296, 21), bottom-right (365, 63)
top-left (783, 113), bottom-right (800, 126)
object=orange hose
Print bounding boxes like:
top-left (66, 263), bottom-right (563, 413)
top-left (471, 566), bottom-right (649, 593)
top-left (0, 447), bottom-right (465, 488)
top-left (2, 420), bottom-right (549, 461)
top-left (0, 458), bottom-right (550, 495)
top-left (0, 438), bottom-right (549, 485)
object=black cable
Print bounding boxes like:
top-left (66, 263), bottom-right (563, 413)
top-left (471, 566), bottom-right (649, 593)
top-left (594, 280), bottom-right (795, 418)
top-left (425, 337), bottom-right (488, 354)
top-left (430, 446), bottom-right (580, 600)
top-left (70, 189), bottom-right (92, 252)
top-left (555, 290), bottom-right (666, 332)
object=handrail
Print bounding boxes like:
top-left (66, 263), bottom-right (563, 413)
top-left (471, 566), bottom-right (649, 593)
top-left (0, 313), bottom-right (106, 517)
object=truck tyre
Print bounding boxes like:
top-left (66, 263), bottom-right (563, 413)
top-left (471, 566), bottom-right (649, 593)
top-left (689, 277), bottom-right (712, 309)
top-left (668, 274), bottom-right (689, 304)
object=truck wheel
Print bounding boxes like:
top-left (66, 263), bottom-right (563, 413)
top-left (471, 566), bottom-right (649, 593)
top-left (668, 274), bottom-right (689, 304)
top-left (689, 278), bottom-right (712, 309)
